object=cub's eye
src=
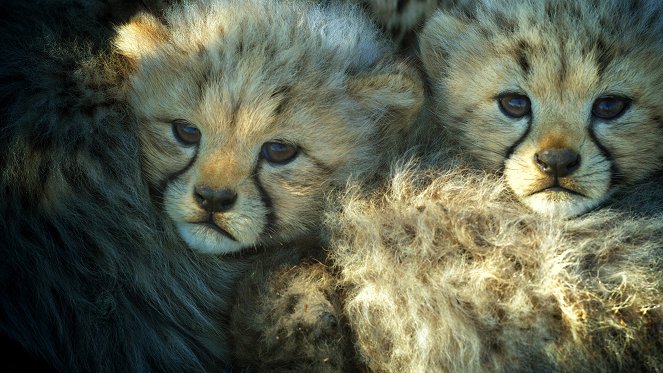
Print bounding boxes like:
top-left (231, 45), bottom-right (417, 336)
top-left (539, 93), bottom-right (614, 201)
top-left (592, 96), bottom-right (630, 120)
top-left (172, 119), bottom-right (201, 145)
top-left (261, 141), bottom-right (298, 164)
top-left (498, 94), bottom-right (531, 118)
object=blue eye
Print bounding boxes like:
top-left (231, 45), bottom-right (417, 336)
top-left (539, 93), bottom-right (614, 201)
top-left (592, 96), bottom-right (630, 120)
top-left (261, 141), bottom-right (298, 164)
top-left (498, 93), bottom-right (531, 118)
top-left (172, 119), bottom-right (201, 145)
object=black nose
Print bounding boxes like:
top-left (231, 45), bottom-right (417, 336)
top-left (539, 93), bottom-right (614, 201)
top-left (534, 148), bottom-right (581, 178)
top-left (194, 186), bottom-right (237, 212)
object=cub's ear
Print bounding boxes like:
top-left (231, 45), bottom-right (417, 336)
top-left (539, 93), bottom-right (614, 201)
top-left (419, 11), bottom-right (470, 81)
top-left (347, 61), bottom-right (424, 134)
top-left (113, 13), bottom-right (169, 62)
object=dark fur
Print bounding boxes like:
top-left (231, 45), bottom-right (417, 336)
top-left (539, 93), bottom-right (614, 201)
top-left (231, 247), bottom-right (357, 372)
top-left (0, 1), bottom-right (248, 371)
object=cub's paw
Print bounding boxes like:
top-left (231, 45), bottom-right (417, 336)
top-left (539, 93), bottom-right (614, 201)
top-left (231, 259), bottom-right (356, 372)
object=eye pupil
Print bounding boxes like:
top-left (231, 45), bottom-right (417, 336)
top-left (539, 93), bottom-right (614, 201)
top-left (509, 98), bottom-right (527, 108)
top-left (592, 97), bottom-right (629, 120)
top-left (261, 141), bottom-right (298, 164)
top-left (498, 94), bottom-right (531, 118)
top-left (172, 120), bottom-right (201, 145)
top-left (269, 143), bottom-right (288, 153)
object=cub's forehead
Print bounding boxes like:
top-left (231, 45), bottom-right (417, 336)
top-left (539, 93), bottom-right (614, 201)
top-left (458, 0), bottom-right (663, 54)
top-left (125, 0), bottom-right (396, 144)
top-left (437, 0), bottom-right (663, 97)
top-left (158, 0), bottom-right (385, 74)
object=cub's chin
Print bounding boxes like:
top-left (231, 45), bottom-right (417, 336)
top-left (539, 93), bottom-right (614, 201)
top-left (521, 190), bottom-right (613, 218)
top-left (176, 222), bottom-right (257, 255)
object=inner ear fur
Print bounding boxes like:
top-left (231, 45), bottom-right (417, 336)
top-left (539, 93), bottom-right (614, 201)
top-left (419, 11), bottom-right (469, 81)
top-left (113, 12), bottom-right (169, 62)
top-left (348, 60), bottom-right (424, 134)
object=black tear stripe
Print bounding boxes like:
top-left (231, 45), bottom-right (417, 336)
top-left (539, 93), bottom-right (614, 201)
top-left (503, 117), bottom-right (533, 169)
top-left (151, 151), bottom-right (199, 208)
top-left (253, 162), bottom-right (277, 239)
top-left (588, 122), bottom-right (623, 188)
top-left (308, 154), bottom-right (334, 179)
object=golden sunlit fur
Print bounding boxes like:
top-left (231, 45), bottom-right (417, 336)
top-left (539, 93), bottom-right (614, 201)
top-left (420, 0), bottom-right (663, 217)
top-left (114, 0), bottom-right (422, 255)
top-left (330, 159), bottom-right (663, 372)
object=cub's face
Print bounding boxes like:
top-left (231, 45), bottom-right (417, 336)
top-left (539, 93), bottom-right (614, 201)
top-left (115, 1), bottom-right (422, 254)
top-left (421, 1), bottom-right (663, 217)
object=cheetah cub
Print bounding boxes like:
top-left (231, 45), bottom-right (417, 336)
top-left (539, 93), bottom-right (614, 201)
top-left (420, 0), bottom-right (663, 217)
top-left (114, 0), bottom-right (422, 369)
top-left (115, 0), bottom-right (422, 254)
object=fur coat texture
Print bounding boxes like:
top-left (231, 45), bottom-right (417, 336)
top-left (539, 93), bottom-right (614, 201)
top-left (231, 151), bottom-right (663, 372)
top-left (230, 1), bottom-right (663, 370)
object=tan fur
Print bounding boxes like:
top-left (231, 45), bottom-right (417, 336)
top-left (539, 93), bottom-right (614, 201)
top-left (231, 154), bottom-right (663, 372)
top-left (420, 0), bottom-right (663, 217)
top-left (114, 0), bottom-right (426, 369)
top-left (114, 0), bottom-right (423, 255)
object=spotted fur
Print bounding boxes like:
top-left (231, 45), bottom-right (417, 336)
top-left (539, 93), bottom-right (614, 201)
top-left (230, 249), bottom-right (358, 372)
top-left (352, 0), bottom-right (473, 53)
top-left (230, 154), bottom-right (663, 372)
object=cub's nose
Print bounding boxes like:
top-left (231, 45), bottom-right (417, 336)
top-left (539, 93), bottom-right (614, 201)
top-left (194, 185), bottom-right (237, 212)
top-left (534, 148), bottom-right (581, 178)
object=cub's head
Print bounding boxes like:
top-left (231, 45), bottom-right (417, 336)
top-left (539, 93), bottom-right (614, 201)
top-left (421, 0), bottom-right (663, 217)
top-left (114, 0), bottom-right (422, 254)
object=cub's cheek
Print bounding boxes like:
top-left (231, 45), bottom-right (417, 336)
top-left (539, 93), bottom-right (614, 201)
top-left (162, 179), bottom-right (199, 222)
top-left (258, 171), bottom-right (328, 235)
top-left (225, 194), bottom-right (269, 241)
top-left (593, 120), bottom-right (663, 184)
top-left (140, 125), bottom-right (197, 186)
top-left (503, 154), bottom-right (538, 197)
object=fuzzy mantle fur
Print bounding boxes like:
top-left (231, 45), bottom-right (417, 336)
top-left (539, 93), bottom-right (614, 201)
top-left (331, 160), bottom-right (663, 372)
top-left (231, 156), bottom-right (663, 372)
